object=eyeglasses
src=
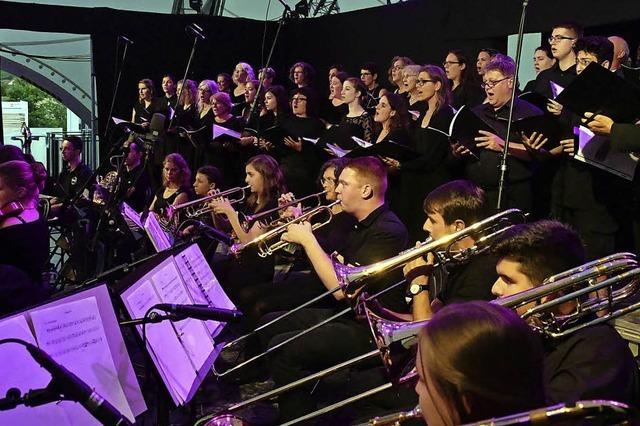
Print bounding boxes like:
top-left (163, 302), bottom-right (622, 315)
top-left (320, 177), bottom-right (336, 185)
top-left (548, 35), bottom-right (575, 44)
top-left (442, 61), bottom-right (461, 66)
top-left (291, 97), bottom-right (307, 103)
top-left (360, 72), bottom-right (372, 76)
top-left (481, 76), bottom-right (510, 89)
top-left (416, 79), bottom-right (435, 86)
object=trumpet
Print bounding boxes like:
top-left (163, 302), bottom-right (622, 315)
top-left (239, 190), bottom-right (328, 232)
top-left (164, 185), bottom-right (250, 223)
top-left (229, 200), bottom-right (340, 258)
top-left (354, 405), bottom-right (422, 426)
top-left (335, 208), bottom-right (526, 299)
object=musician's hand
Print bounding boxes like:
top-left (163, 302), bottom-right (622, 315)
top-left (278, 192), bottom-right (302, 220)
top-left (451, 142), bottom-right (472, 158)
top-left (522, 131), bottom-right (548, 152)
top-left (210, 197), bottom-right (235, 217)
top-left (402, 244), bottom-right (434, 282)
top-left (284, 136), bottom-right (303, 152)
top-left (380, 156), bottom-right (401, 171)
top-left (240, 136), bottom-right (256, 147)
top-left (559, 138), bottom-right (575, 156)
top-left (257, 138), bottom-right (274, 151)
top-left (475, 130), bottom-right (504, 152)
top-left (281, 221), bottom-right (313, 245)
top-left (547, 99), bottom-right (563, 116)
top-left (583, 112), bottom-right (614, 136)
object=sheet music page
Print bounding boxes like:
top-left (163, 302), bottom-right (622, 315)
top-left (121, 278), bottom-right (195, 405)
top-left (302, 137), bottom-right (320, 145)
top-left (144, 212), bottom-right (173, 252)
top-left (29, 297), bottom-right (135, 423)
top-left (325, 143), bottom-right (349, 158)
top-left (574, 125), bottom-right (638, 180)
top-left (0, 316), bottom-right (72, 425)
top-left (151, 259), bottom-right (216, 372)
top-left (121, 202), bottom-right (143, 228)
top-left (213, 124), bottom-right (241, 140)
top-left (174, 245), bottom-right (236, 337)
top-left (352, 136), bottom-right (372, 148)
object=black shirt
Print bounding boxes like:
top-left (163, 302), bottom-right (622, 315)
top-left (534, 63), bottom-right (577, 99)
top-left (133, 97), bottom-right (169, 125)
top-left (451, 81), bottom-right (485, 110)
top-left (57, 162), bottom-right (93, 200)
top-left (119, 163), bottom-right (151, 212)
top-left (435, 252), bottom-right (498, 305)
top-left (543, 324), bottom-right (640, 406)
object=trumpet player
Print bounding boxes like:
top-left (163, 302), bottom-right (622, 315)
top-left (491, 220), bottom-right (639, 406)
top-left (402, 180), bottom-right (498, 321)
top-left (148, 153), bottom-right (192, 217)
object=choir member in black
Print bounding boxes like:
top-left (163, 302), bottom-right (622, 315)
top-left (289, 61), bottom-right (315, 89)
top-left (444, 49), bottom-right (485, 109)
top-left (328, 63), bottom-right (345, 85)
top-left (340, 77), bottom-right (374, 145)
top-left (476, 48), bottom-right (498, 77)
top-left (216, 72), bottom-right (232, 94)
top-left (416, 302), bottom-right (545, 425)
top-left (254, 85), bottom-right (289, 154)
top-left (209, 91), bottom-right (245, 187)
top-left (51, 136), bottom-right (93, 211)
top-left (491, 220), bottom-right (640, 406)
top-left (460, 55), bottom-right (542, 212)
top-left (523, 46), bottom-right (556, 93)
top-left (279, 87), bottom-right (326, 196)
top-left (231, 62), bottom-right (255, 115)
top-left (169, 79), bottom-right (198, 169)
top-left (119, 139), bottom-right (151, 212)
top-left (240, 79), bottom-right (262, 124)
top-left (373, 93), bottom-right (411, 146)
top-left (148, 153), bottom-right (192, 221)
top-left (360, 61), bottom-right (384, 112)
top-left (402, 64), bottom-right (427, 120)
top-left (193, 79), bottom-right (219, 169)
top-left (324, 71), bottom-right (349, 125)
top-left (258, 67), bottom-right (275, 90)
top-left (186, 165), bottom-right (224, 257)
top-left (209, 155), bottom-right (287, 304)
top-left (0, 160), bottom-right (50, 315)
top-left (131, 78), bottom-right (167, 126)
top-left (160, 73), bottom-right (177, 111)
top-left (388, 55), bottom-right (414, 95)
top-left (399, 65), bottom-right (456, 240)
top-left (263, 157), bottom-right (408, 422)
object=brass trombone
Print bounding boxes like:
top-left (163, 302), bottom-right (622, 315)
top-left (164, 184), bottom-right (250, 223)
top-left (229, 200), bottom-right (340, 258)
top-left (239, 190), bottom-right (328, 232)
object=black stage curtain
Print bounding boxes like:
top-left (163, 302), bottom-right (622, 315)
top-left (1, 0), bottom-right (639, 158)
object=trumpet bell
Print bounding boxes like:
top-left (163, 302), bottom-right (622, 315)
top-left (200, 414), bottom-right (249, 426)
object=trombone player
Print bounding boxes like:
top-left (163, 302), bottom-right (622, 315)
top-left (263, 156), bottom-right (409, 422)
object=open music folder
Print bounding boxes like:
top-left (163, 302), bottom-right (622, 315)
top-left (0, 284), bottom-right (146, 425)
top-left (119, 243), bottom-right (235, 406)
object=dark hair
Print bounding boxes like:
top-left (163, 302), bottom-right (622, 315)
top-left (484, 54), bottom-right (516, 78)
top-left (344, 156), bottom-right (388, 198)
top-left (333, 71), bottom-right (350, 84)
top-left (329, 63), bottom-right (345, 72)
top-left (534, 45), bottom-right (554, 60)
top-left (138, 78), bottom-right (154, 97)
top-left (552, 21), bottom-right (584, 39)
top-left (196, 165), bottom-right (223, 189)
top-left (63, 135), bottom-right (84, 152)
top-left (423, 180), bottom-right (486, 226)
top-left (418, 301), bottom-right (545, 423)
top-left (318, 158), bottom-right (349, 186)
top-left (265, 85), bottom-right (290, 117)
top-left (259, 67), bottom-right (276, 81)
top-left (418, 65), bottom-right (452, 112)
top-left (291, 86), bottom-right (319, 117)
top-left (163, 153), bottom-right (191, 188)
top-left (0, 145), bottom-right (26, 164)
top-left (447, 49), bottom-right (479, 85)
top-left (379, 92), bottom-right (409, 131)
top-left (575, 36), bottom-right (614, 68)
top-left (478, 48), bottom-right (499, 58)
top-left (0, 160), bottom-right (46, 203)
top-left (344, 77), bottom-right (367, 106)
top-left (162, 73), bottom-right (176, 84)
top-left (217, 72), bottom-right (233, 91)
top-left (361, 61), bottom-right (379, 77)
top-left (492, 220), bottom-right (586, 285)
top-left (388, 55), bottom-right (415, 84)
top-left (289, 62), bottom-right (315, 86)
top-left (246, 155), bottom-right (287, 211)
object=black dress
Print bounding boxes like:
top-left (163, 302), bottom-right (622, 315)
top-left (340, 111), bottom-right (374, 147)
top-left (193, 108), bottom-right (215, 171)
top-left (451, 81), bottom-right (485, 110)
top-left (169, 103), bottom-right (198, 171)
top-left (209, 115), bottom-right (246, 188)
top-left (152, 186), bottom-right (192, 213)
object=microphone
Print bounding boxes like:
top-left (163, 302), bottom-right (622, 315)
top-left (186, 23), bottom-right (206, 40)
top-left (118, 35), bottom-right (134, 45)
top-left (23, 342), bottom-right (133, 426)
top-left (194, 221), bottom-right (234, 246)
top-left (153, 304), bottom-right (243, 322)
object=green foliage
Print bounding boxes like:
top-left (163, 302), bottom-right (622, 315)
top-left (1, 71), bottom-right (66, 130)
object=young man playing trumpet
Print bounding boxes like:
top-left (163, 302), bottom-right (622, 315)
top-left (491, 220), bottom-right (639, 406)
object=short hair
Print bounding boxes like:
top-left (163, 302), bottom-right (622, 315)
top-left (344, 156), bottom-right (388, 198)
top-left (291, 86), bottom-right (319, 117)
top-left (163, 153), bottom-right (191, 188)
top-left (0, 160), bottom-right (46, 203)
top-left (379, 92), bottom-right (409, 131)
top-left (329, 63), bottom-right (345, 72)
top-left (259, 67), bottom-right (276, 80)
top-left (196, 165), bottom-right (223, 188)
top-left (63, 135), bottom-right (83, 152)
top-left (388, 56), bottom-right (415, 83)
top-left (318, 158), bottom-right (349, 186)
top-left (344, 77), bottom-right (367, 105)
top-left (235, 62), bottom-right (256, 81)
top-left (198, 79), bottom-right (220, 110)
top-left (484, 54), bottom-right (516, 78)
top-left (418, 65), bottom-right (452, 112)
top-left (216, 72), bottom-right (233, 89)
top-left (419, 301), bottom-right (545, 423)
top-left (211, 91), bottom-right (233, 114)
top-left (0, 145), bottom-right (26, 164)
top-left (333, 71), bottom-right (350, 84)
top-left (289, 61), bottom-right (315, 85)
top-left (575, 36), bottom-right (614, 68)
top-left (361, 61), bottom-right (379, 77)
top-left (492, 220), bottom-right (586, 285)
top-left (265, 85), bottom-right (290, 116)
top-left (402, 64), bottom-right (421, 78)
top-left (552, 21), bottom-right (584, 39)
top-left (423, 180), bottom-right (486, 226)
top-left (162, 73), bottom-right (176, 84)
top-left (534, 45), bottom-right (554, 59)
top-left (138, 78), bottom-right (154, 96)
top-left (478, 48), bottom-right (499, 58)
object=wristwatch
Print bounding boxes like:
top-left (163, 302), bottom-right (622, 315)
top-left (407, 282), bottom-right (429, 298)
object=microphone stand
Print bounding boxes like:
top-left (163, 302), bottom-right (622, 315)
top-left (496, 0), bottom-right (530, 211)
top-left (119, 312), bottom-right (186, 327)
top-left (104, 36), bottom-right (132, 147)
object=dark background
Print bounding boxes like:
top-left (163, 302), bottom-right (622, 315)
top-left (1, 0), bottom-right (640, 158)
